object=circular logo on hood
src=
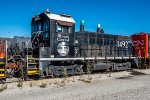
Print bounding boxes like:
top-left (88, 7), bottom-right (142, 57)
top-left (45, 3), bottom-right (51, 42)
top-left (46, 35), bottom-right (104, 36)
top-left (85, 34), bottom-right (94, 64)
top-left (57, 42), bottom-right (69, 56)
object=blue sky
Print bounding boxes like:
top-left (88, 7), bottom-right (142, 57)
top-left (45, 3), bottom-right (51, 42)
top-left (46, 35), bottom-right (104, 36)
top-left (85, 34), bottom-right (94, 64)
top-left (0, 0), bottom-right (150, 37)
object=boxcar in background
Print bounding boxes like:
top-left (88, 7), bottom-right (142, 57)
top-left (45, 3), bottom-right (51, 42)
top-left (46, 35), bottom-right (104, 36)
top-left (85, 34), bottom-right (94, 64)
top-left (131, 32), bottom-right (150, 68)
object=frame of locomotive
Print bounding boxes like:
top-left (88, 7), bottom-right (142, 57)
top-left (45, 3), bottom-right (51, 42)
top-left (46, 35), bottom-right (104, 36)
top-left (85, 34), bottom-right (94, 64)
top-left (30, 10), bottom-right (141, 77)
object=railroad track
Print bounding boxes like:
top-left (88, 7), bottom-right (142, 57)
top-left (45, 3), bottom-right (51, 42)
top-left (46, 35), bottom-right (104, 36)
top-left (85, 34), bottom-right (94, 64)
top-left (0, 67), bottom-right (143, 84)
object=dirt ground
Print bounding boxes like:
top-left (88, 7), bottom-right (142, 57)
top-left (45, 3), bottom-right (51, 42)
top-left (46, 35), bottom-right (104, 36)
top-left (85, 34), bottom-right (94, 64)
top-left (0, 69), bottom-right (150, 100)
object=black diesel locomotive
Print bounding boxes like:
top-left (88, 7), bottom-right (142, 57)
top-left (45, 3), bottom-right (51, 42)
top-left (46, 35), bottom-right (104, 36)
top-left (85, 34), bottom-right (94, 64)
top-left (30, 9), bottom-right (138, 77)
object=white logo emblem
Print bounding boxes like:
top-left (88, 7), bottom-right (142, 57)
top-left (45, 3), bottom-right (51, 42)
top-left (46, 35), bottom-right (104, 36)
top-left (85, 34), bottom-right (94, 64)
top-left (57, 42), bottom-right (69, 56)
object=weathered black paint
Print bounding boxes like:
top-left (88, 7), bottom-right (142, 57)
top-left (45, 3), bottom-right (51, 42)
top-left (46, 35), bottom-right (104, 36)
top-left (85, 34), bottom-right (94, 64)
top-left (31, 12), bottom-right (75, 58)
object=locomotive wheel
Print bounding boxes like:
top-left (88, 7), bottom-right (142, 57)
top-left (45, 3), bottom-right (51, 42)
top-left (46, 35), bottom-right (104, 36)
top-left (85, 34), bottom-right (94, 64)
top-left (109, 66), bottom-right (113, 71)
top-left (76, 66), bottom-right (84, 75)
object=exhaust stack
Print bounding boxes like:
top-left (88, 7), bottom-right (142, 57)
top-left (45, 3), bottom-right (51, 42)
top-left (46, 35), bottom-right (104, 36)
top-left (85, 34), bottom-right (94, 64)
top-left (80, 20), bottom-right (84, 32)
top-left (97, 24), bottom-right (100, 33)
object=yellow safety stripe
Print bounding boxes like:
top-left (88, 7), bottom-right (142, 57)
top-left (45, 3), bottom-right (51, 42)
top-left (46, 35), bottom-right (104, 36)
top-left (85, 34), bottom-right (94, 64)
top-left (0, 62), bottom-right (5, 64)
top-left (28, 68), bottom-right (39, 70)
top-left (28, 58), bottom-right (39, 60)
top-left (0, 74), bottom-right (5, 77)
top-left (0, 69), bottom-right (5, 71)
top-left (28, 70), bottom-right (39, 75)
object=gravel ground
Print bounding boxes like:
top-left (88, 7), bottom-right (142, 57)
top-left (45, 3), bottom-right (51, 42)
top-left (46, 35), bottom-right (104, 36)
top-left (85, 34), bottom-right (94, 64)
top-left (0, 69), bottom-right (150, 100)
